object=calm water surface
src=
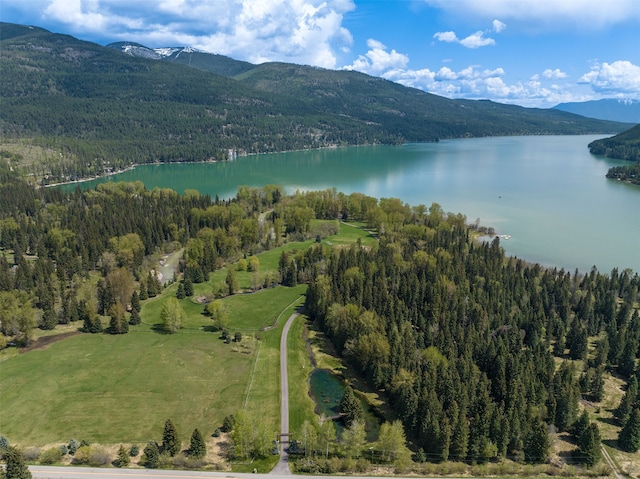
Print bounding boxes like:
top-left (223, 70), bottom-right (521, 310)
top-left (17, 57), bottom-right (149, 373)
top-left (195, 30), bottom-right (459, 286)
top-left (63, 135), bottom-right (640, 274)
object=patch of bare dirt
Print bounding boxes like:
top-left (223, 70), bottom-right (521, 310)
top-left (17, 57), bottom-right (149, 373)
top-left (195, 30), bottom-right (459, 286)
top-left (19, 331), bottom-right (81, 353)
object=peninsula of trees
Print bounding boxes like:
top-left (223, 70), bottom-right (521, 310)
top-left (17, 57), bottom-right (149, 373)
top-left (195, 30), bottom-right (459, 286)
top-left (589, 124), bottom-right (640, 185)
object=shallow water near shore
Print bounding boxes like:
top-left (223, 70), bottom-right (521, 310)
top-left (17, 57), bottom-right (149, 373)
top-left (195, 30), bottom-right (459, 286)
top-left (59, 135), bottom-right (640, 274)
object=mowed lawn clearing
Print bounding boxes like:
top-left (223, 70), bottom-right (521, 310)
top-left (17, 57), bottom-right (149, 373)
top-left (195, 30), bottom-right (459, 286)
top-left (0, 285), bottom-right (305, 447)
top-left (0, 325), bottom-right (251, 446)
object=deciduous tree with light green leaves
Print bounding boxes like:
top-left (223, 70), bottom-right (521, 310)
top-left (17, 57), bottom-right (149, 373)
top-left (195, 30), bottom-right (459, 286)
top-left (318, 415), bottom-right (337, 459)
top-left (376, 420), bottom-right (409, 463)
top-left (206, 299), bottom-right (228, 330)
top-left (161, 297), bottom-right (185, 334)
top-left (231, 410), bottom-right (272, 459)
top-left (341, 419), bottom-right (366, 458)
top-left (299, 420), bottom-right (319, 457)
top-left (108, 303), bottom-right (129, 334)
top-left (0, 290), bottom-right (36, 346)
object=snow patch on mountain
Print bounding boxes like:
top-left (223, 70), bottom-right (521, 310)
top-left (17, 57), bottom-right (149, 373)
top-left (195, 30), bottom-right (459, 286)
top-left (154, 47), bottom-right (206, 58)
top-left (154, 47), bottom-right (181, 58)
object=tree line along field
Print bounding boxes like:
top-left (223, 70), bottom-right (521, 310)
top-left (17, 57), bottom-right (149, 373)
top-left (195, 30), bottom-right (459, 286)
top-left (0, 170), bottom-right (639, 475)
top-left (0, 214), bottom-right (375, 468)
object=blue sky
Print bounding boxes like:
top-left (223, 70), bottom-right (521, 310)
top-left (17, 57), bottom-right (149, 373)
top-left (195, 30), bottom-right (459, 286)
top-left (2, 0), bottom-right (639, 107)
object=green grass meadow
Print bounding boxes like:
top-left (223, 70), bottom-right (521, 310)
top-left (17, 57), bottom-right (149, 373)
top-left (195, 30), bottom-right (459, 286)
top-left (0, 221), bottom-right (374, 452)
top-left (0, 284), bottom-right (305, 446)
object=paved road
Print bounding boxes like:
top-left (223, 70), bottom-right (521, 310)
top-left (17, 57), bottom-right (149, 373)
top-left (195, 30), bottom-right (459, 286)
top-left (30, 466), bottom-right (433, 479)
top-left (270, 308), bottom-right (302, 475)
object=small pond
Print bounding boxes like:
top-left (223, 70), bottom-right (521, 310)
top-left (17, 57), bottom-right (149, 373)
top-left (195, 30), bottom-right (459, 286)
top-left (308, 368), bottom-right (380, 441)
top-left (309, 368), bottom-right (345, 419)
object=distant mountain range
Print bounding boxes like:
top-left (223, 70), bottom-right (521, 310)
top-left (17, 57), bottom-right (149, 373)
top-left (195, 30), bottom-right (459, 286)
top-left (0, 22), bottom-right (632, 182)
top-left (554, 99), bottom-right (640, 123)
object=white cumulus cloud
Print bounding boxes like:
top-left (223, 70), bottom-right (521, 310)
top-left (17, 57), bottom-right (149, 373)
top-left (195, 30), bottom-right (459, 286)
top-left (459, 31), bottom-right (496, 49)
top-left (492, 19), bottom-right (507, 32)
top-left (27, 0), bottom-right (356, 69)
top-left (433, 20), bottom-right (504, 49)
top-left (433, 31), bottom-right (458, 43)
top-left (344, 39), bottom-right (409, 75)
top-left (378, 63), bottom-right (586, 107)
top-left (579, 61), bottom-right (640, 96)
top-left (542, 69), bottom-right (568, 79)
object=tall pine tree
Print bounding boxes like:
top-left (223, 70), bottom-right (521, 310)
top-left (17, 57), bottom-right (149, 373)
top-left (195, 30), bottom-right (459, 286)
top-left (578, 423), bottom-right (602, 467)
top-left (188, 428), bottom-right (206, 459)
top-left (162, 419), bottom-right (180, 456)
top-left (2, 446), bottom-right (32, 479)
top-left (618, 408), bottom-right (640, 453)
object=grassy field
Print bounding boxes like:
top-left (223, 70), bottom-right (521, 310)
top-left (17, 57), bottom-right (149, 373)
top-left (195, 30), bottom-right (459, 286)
top-left (0, 283), bottom-right (305, 447)
top-left (0, 222), bottom-right (374, 456)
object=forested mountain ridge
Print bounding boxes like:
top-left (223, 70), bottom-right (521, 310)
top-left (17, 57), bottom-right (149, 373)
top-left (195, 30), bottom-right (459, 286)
top-left (0, 22), bottom-right (630, 185)
top-left (589, 124), bottom-right (640, 185)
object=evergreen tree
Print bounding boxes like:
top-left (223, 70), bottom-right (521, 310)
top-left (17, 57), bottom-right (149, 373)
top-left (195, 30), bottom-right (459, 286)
top-left (141, 441), bottom-right (159, 468)
top-left (130, 291), bottom-right (141, 314)
top-left (615, 376), bottom-right (638, 425)
top-left (618, 339), bottom-right (638, 378)
top-left (618, 408), bottom-right (640, 452)
top-left (450, 405), bottom-right (469, 461)
top-left (162, 419), bottom-right (180, 456)
top-left (176, 282), bottom-right (185, 299)
top-left (577, 422), bottom-right (601, 467)
top-left (568, 321), bottom-right (588, 360)
top-left (571, 410), bottom-right (590, 440)
top-left (40, 306), bottom-right (57, 330)
top-left (129, 308), bottom-right (141, 326)
top-left (524, 418), bottom-right (550, 464)
top-left (183, 278), bottom-right (193, 297)
top-left (225, 267), bottom-right (238, 295)
top-left (2, 446), bottom-right (32, 479)
top-left (188, 428), bottom-right (206, 459)
top-left (81, 301), bottom-right (103, 334)
top-left (340, 386), bottom-right (364, 428)
top-left (221, 414), bottom-right (235, 433)
top-left (114, 444), bottom-right (130, 467)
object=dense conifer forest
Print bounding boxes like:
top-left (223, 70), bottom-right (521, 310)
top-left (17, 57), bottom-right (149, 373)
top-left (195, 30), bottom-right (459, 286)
top-left (304, 201), bottom-right (640, 463)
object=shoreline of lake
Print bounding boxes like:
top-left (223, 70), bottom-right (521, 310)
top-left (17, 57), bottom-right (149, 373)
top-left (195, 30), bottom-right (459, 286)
top-left (54, 135), bottom-right (640, 275)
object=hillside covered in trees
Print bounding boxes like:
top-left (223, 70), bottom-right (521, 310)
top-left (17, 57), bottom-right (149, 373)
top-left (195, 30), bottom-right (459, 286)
top-left (0, 22), bottom-right (630, 185)
top-left (589, 124), bottom-right (640, 185)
